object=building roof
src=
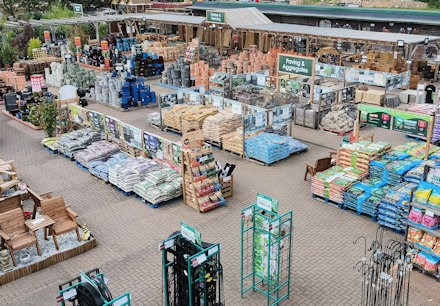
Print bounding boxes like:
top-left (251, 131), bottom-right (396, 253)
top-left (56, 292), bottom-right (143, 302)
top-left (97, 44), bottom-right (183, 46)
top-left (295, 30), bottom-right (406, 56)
top-left (190, 3), bottom-right (440, 26)
top-left (208, 7), bottom-right (272, 29)
top-left (239, 23), bottom-right (440, 44)
top-left (29, 13), bottom-right (205, 27)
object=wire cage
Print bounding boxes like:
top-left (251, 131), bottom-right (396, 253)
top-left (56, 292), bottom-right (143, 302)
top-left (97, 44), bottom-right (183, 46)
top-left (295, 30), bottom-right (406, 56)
top-left (161, 227), bottom-right (224, 306)
top-left (240, 199), bottom-right (293, 306)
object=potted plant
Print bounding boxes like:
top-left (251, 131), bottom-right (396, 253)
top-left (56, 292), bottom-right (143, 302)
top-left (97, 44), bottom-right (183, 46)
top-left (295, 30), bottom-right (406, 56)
top-left (39, 99), bottom-right (57, 137)
top-left (0, 44), bottom-right (17, 68)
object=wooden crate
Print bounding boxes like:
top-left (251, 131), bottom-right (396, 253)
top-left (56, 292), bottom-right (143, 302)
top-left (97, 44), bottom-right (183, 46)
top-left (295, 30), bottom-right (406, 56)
top-left (220, 175), bottom-right (233, 199)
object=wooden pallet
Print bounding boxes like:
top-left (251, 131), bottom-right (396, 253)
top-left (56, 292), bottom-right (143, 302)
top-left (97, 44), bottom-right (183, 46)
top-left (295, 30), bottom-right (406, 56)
top-left (2, 110), bottom-right (42, 130)
top-left (320, 126), bottom-right (352, 137)
top-left (223, 149), bottom-right (243, 158)
top-left (164, 125), bottom-right (182, 135)
top-left (204, 139), bottom-right (222, 149)
top-left (312, 193), bottom-right (343, 208)
top-left (135, 194), bottom-right (180, 208)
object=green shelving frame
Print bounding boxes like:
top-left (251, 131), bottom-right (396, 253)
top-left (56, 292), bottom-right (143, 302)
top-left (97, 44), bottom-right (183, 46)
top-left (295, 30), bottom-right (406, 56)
top-left (240, 194), bottom-right (293, 305)
top-left (161, 222), bottom-right (223, 306)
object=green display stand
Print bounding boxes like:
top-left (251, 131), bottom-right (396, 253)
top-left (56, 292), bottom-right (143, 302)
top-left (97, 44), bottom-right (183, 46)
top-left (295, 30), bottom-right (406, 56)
top-left (240, 194), bottom-right (293, 305)
top-left (161, 222), bottom-right (223, 306)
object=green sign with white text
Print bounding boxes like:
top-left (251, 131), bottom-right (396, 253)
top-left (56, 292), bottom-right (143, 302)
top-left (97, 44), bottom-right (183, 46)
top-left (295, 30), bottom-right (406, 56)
top-left (207, 11), bottom-right (225, 23)
top-left (181, 222), bottom-right (202, 246)
top-left (278, 54), bottom-right (314, 77)
top-left (256, 193), bottom-right (279, 213)
top-left (392, 110), bottom-right (430, 137)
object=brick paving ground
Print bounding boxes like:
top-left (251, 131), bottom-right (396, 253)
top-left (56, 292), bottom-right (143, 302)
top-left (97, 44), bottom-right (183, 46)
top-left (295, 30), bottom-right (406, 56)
top-left (1, 87), bottom-right (440, 305)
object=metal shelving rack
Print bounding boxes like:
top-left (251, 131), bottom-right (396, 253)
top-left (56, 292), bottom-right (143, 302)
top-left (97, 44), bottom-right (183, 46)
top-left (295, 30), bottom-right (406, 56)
top-left (240, 195), bottom-right (293, 305)
top-left (160, 223), bottom-right (224, 306)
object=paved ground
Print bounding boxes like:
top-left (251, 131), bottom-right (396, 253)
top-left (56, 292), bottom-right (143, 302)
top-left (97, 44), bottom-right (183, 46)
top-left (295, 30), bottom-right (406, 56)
top-left (1, 84), bottom-right (440, 305)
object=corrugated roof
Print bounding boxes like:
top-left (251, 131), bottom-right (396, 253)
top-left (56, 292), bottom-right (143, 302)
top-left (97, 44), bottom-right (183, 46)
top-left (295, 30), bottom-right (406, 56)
top-left (208, 7), bottom-right (272, 29)
top-left (239, 23), bottom-right (440, 44)
top-left (190, 3), bottom-right (440, 26)
top-left (29, 13), bottom-right (205, 27)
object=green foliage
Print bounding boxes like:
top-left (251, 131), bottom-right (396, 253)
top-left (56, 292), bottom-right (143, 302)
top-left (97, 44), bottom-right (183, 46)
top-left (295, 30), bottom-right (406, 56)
top-left (1, 0), bottom-right (16, 17)
top-left (27, 37), bottom-right (42, 58)
top-left (39, 99), bottom-right (57, 137)
top-left (0, 33), bottom-right (18, 65)
top-left (42, 4), bottom-right (75, 19)
top-left (99, 24), bottom-right (109, 38)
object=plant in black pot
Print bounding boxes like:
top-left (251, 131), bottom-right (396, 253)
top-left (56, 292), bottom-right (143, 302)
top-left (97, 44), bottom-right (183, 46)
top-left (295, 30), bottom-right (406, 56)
top-left (39, 99), bottom-right (57, 137)
top-left (0, 40), bottom-right (18, 68)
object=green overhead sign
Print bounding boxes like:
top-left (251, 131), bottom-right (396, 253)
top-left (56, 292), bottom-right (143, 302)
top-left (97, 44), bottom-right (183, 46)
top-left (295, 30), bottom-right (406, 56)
top-left (278, 54), bottom-right (315, 77)
top-left (207, 11), bottom-right (225, 23)
top-left (392, 110), bottom-right (430, 137)
top-left (359, 104), bottom-right (393, 129)
top-left (358, 104), bottom-right (432, 138)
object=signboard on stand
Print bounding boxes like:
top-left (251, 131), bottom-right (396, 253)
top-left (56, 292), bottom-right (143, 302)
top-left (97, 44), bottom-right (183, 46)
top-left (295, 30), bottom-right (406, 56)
top-left (181, 222), bottom-right (202, 246)
top-left (277, 54), bottom-right (315, 77)
top-left (256, 193), bottom-right (279, 213)
top-left (392, 110), bottom-right (430, 137)
top-left (359, 105), bottom-right (393, 129)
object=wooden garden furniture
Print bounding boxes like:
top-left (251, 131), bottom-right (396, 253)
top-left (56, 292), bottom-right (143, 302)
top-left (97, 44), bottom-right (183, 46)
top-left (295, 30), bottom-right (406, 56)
top-left (304, 151), bottom-right (337, 181)
top-left (0, 207), bottom-right (41, 266)
top-left (40, 196), bottom-right (80, 250)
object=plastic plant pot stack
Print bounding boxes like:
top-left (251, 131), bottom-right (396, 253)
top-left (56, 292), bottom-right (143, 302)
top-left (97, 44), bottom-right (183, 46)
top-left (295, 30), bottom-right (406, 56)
top-left (133, 168), bottom-right (182, 204)
top-left (87, 153), bottom-right (129, 182)
top-left (109, 158), bottom-right (163, 192)
top-left (202, 111), bottom-right (242, 144)
top-left (56, 128), bottom-right (101, 158)
top-left (311, 166), bottom-right (368, 204)
top-left (74, 141), bottom-right (120, 168)
top-left (244, 133), bottom-right (308, 164)
top-left (337, 140), bottom-right (391, 172)
top-left (378, 181), bottom-right (418, 232)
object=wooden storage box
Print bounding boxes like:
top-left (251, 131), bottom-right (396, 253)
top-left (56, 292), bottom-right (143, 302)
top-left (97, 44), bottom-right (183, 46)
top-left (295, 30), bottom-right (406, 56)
top-left (220, 175), bottom-right (233, 199)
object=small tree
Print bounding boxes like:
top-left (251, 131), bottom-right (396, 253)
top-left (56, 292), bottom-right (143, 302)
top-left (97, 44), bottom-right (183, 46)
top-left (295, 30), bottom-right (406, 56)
top-left (13, 24), bottom-right (35, 58)
top-left (28, 38), bottom-right (42, 58)
top-left (0, 34), bottom-right (18, 66)
top-left (39, 99), bottom-right (57, 137)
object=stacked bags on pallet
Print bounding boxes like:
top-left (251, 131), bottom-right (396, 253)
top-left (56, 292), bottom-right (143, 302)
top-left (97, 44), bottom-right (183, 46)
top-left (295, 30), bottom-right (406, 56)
top-left (222, 130), bottom-right (244, 155)
top-left (57, 128), bottom-right (101, 158)
top-left (404, 160), bottom-right (438, 183)
top-left (109, 158), bottom-right (162, 193)
top-left (74, 141), bottom-right (120, 168)
top-left (378, 181), bottom-right (418, 232)
top-left (343, 177), bottom-right (388, 217)
top-left (163, 105), bottom-right (218, 132)
top-left (385, 159), bottom-right (423, 186)
top-left (245, 133), bottom-right (307, 164)
top-left (88, 153), bottom-right (129, 182)
top-left (41, 137), bottom-right (58, 151)
top-left (311, 166), bottom-right (368, 204)
top-left (133, 168), bottom-right (182, 204)
top-left (202, 111), bottom-right (242, 144)
top-left (337, 140), bottom-right (391, 172)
